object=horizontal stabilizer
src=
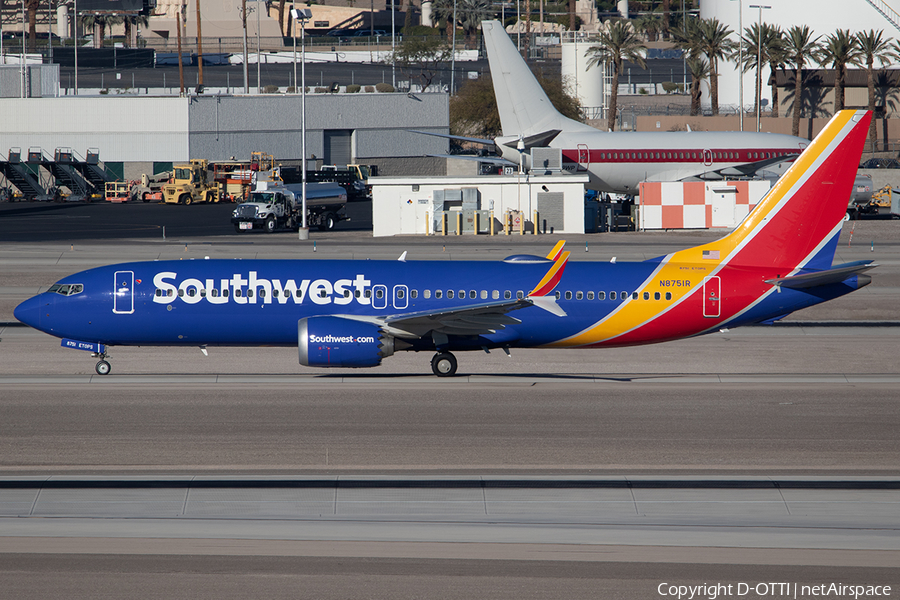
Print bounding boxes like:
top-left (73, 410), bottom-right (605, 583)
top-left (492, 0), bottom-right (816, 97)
top-left (409, 130), bottom-right (495, 146)
top-left (765, 261), bottom-right (877, 289)
top-left (502, 129), bottom-right (563, 150)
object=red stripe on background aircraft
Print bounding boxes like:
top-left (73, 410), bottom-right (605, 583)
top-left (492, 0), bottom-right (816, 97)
top-left (421, 20), bottom-right (808, 194)
top-left (14, 110), bottom-right (876, 377)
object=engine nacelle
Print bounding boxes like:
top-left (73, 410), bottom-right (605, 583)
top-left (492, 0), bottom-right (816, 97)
top-left (298, 316), bottom-right (394, 368)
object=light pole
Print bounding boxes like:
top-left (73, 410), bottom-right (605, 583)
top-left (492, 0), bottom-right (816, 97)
top-left (21, 0), bottom-right (26, 98)
top-left (730, 0), bottom-right (743, 131)
top-left (450, 0), bottom-right (456, 95)
top-left (241, 0), bottom-right (248, 93)
top-left (74, 0), bottom-right (78, 94)
top-left (256, 0), bottom-right (261, 93)
top-left (390, 0), bottom-right (395, 89)
top-left (749, 4), bottom-right (770, 132)
top-left (292, 8), bottom-right (312, 240)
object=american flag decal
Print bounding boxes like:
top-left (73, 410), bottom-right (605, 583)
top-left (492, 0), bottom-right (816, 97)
top-left (702, 250), bottom-right (720, 259)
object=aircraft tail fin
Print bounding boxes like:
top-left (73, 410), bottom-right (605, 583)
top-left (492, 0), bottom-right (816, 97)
top-left (530, 248), bottom-right (570, 297)
top-left (481, 20), bottom-right (595, 138)
top-left (685, 110), bottom-right (871, 273)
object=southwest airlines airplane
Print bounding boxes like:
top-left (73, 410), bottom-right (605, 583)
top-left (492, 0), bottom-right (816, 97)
top-left (432, 21), bottom-right (809, 194)
top-left (14, 111), bottom-right (876, 377)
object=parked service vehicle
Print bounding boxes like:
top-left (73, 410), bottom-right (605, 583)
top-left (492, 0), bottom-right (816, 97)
top-left (284, 163), bottom-right (375, 200)
top-left (231, 182), bottom-right (348, 232)
top-left (163, 159), bottom-right (221, 205)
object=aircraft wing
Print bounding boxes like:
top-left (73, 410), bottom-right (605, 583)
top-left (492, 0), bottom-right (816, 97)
top-left (694, 155), bottom-right (798, 180)
top-left (341, 243), bottom-right (571, 340)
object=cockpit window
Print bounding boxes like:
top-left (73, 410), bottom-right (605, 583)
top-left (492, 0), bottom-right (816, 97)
top-left (48, 283), bottom-right (83, 296)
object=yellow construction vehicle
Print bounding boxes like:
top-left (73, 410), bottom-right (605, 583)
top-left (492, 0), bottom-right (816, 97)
top-left (162, 159), bottom-right (221, 205)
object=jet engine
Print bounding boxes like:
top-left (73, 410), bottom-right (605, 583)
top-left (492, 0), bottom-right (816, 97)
top-left (298, 316), bottom-right (394, 368)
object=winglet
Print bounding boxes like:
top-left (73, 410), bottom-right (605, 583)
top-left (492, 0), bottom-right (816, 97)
top-left (529, 250), bottom-right (570, 297)
top-left (545, 240), bottom-right (566, 261)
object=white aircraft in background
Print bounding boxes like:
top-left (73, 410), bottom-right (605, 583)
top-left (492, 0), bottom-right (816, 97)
top-left (424, 20), bottom-right (809, 194)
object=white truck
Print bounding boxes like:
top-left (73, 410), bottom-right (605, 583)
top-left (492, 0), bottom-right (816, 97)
top-left (231, 182), bottom-right (348, 233)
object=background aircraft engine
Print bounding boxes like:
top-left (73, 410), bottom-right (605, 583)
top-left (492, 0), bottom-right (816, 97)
top-left (298, 316), bottom-right (394, 368)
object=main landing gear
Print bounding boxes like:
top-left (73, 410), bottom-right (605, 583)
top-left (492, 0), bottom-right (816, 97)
top-left (431, 352), bottom-right (458, 377)
top-left (92, 351), bottom-right (111, 375)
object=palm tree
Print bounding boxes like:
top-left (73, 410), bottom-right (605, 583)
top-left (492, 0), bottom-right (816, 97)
top-left (784, 25), bottom-right (821, 138)
top-left (585, 19), bottom-right (647, 132)
top-left (687, 55), bottom-right (710, 116)
top-left (819, 29), bottom-right (862, 113)
top-left (455, 0), bottom-right (492, 48)
top-left (634, 14), bottom-right (663, 43)
top-left (856, 30), bottom-right (896, 143)
top-left (661, 0), bottom-right (671, 40)
top-left (696, 17), bottom-right (735, 115)
top-left (740, 22), bottom-right (785, 118)
top-left (80, 13), bottom-right (123, 48)
top-left (123, 14), bottom-right (149, 48)
top-left (25, 0), bottom-right (41, 51)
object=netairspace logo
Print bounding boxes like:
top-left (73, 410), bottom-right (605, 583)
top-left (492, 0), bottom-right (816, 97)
top-left (657, 583), bottom-right (893, 600)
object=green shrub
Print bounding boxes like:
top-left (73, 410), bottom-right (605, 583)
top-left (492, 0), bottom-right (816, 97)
top-left (314, 87), bottom-right (328, 93)
top-left (262, 85), bottom-right (279, 94)
top-left (346, 84), bottom-right (361, 93)
top-left (365, 86), bottom-right (375, 93)
top-left (375, 82), bottom-right (394, 93)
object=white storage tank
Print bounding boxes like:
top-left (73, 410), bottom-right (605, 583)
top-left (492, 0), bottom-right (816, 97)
top-left (561, 36), bottom-right (607, 121)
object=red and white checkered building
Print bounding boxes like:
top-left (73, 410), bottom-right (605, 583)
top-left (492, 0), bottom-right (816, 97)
top-left (637, 181), bottom-right (772, 230)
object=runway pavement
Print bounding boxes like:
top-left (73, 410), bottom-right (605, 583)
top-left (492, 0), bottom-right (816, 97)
top-left (1, 222), bottom-right (899, 598)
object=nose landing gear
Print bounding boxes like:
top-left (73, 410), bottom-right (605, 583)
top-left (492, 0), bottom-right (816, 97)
top-left (92, 351), bottom-right (111, 375)
top-left (431, 352), bottom-right (458, 377)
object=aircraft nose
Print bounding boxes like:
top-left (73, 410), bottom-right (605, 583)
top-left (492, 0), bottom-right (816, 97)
top-left (13, 295), bottom-right (43, 329)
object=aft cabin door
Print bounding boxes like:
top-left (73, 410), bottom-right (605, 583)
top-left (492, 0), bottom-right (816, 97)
top-left (702, 276), bottom-right (721, 318)
top-left (113, 270), bottom-right (134, 314)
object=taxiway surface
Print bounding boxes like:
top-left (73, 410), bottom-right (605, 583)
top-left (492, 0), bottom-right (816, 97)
top-left (0, 215), bottom-right (898, 598)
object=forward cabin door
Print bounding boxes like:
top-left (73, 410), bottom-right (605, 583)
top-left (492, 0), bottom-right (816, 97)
top-left (113, 270), bottom-right (134, 314)
top-left (702, 276), bottom-right (721, 318)
top-left (577, 144), bottom-right (590, 171)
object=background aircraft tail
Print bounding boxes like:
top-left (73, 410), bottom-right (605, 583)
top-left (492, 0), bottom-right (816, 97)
top-left (481, 20), bottom-right (596, 138)
top-left (689, 110), bottom-right (871, 273)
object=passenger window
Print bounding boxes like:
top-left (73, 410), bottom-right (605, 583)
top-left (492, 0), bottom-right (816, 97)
top-left (397, 289), bottom-right (405, 299)
top-left (222, 289), bottom-right (229, 297)
top-left (469, 290), bottom-right (476, 299)
top-left (354, 290), bottom-right (360, 298)
top-left (654, 292), bottom-right (660, 300)
top-left (247, 289), bottom-right (254, 298)
top-left (504, 291), bottom-right (511, 299)
top-left (178, 289), bottom-right (185, 297)
top-left (259, 289), bottom-right (266, 298)
top-left (565, 291), bottom-right (572, 300)
top-left (576, 291), bottom-right (583, 300)
top-left (376, 289), bottom-right (384, 299)
top-left (587, 291), bottom-right (594, 300)
top-left (610, 291), bottom-right (616, 300)
top-left (492, 290), bottom-right (499, 300)
top-left (632, 292), bottom-right (638, 300)
top-left (643, 292), bottom-right (649, 300)
top-left (200, 289), bottom-right (207, 297)
top-left (481, 290), bottom-right (488, 299)
top-left (555, 291), bottom-right (561, 299)
top-left (435, 290), bottom-right (442, 299)
top-left (516, 291), bottom-right (524, 299)
top-left (459, 290), bottom-right (466, 299)
top-left (155, 289), bottom-right (162, 297)
top-left (666, 292), bottom-right (672, 300)
top-left (447, 290), bottom-right (454, 299)
top-left (621, 291), bottom-right (627, 300)
top-left (424, 290), bottom-right (431, 299)
top-left (344, 290), bottom-right (350, 298)
top-left (598, 291), bottom-right (605, 300)
top-left (295, 289), bottom-right (302, 298)
top-left (411, 290), bottom-right (417, 299)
